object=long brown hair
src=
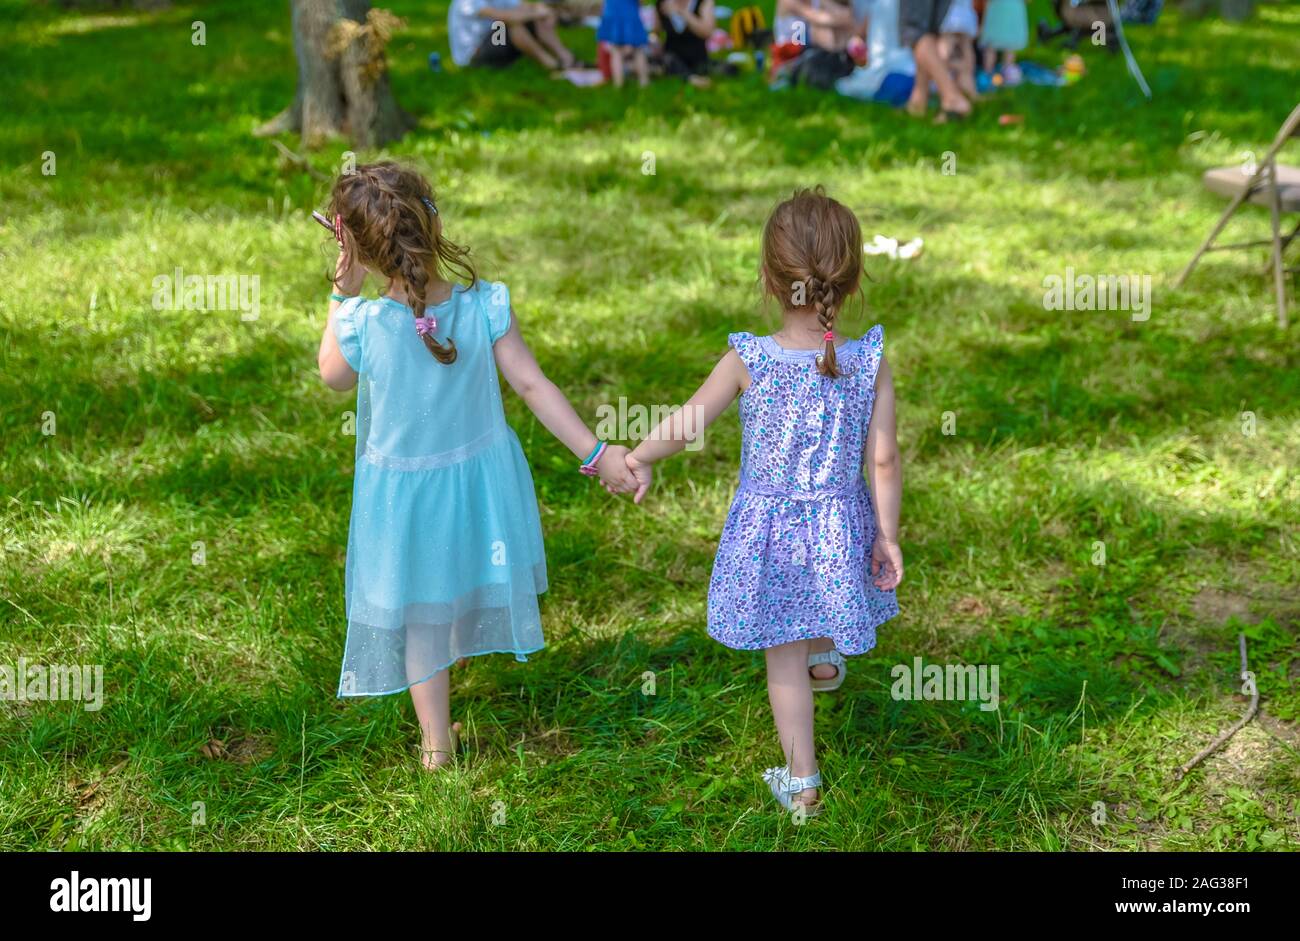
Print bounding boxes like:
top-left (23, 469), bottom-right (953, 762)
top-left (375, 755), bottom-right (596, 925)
top-left (328, 161), bottom-right (476, 365)
top-left (760, 187), bottom-right (863, 378)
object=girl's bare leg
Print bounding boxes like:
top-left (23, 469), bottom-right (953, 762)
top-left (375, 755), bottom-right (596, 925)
top-left (766, 639), bottom-right (819, 805)
top-left (609, 45), bottom-right (626, 87)
top-left (633, 48), bottom-right (650, 87)
top-left (408, 664), bottom-right (460, 771)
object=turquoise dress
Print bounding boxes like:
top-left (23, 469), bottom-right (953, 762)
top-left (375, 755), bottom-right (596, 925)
top-left (331, 280), bottom-right (547, 697)
top-left (980, 0), bottom-right (1028, 51)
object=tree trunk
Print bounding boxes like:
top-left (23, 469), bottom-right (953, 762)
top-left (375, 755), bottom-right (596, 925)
top-left (255, 0), bottom-right (411, 150)
top-left (1219, 0), bottom-right (1255, 21)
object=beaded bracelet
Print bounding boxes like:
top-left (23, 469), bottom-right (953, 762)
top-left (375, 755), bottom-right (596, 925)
top-left (579, 441), bottom-right (607, 477)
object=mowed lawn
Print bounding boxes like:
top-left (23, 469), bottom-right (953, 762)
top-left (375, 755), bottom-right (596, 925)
top-left (0, 0), bottom-right (1297, 850)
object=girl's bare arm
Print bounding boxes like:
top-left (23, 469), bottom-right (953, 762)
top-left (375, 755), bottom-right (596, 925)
top-left (493, 310), bottom-right (637, 492)
top-left (625, 349), bottom-right (748, 502)
top-left (865, 355), bottom-right (900, 544)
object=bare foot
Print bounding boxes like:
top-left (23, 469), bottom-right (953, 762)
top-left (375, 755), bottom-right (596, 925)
top-left (936, 91), bottom-right (971, 119)
top-left (793, 787), bottom-right (820, 810)
top-left (420, 721), bottom-right (462, 772)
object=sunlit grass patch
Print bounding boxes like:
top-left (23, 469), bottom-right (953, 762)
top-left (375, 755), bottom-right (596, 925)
top-left (0, 0), bottom-right (1296, 850)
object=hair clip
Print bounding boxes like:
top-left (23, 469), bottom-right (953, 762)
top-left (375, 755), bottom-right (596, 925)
top-left (415, 316), bottom-right (438, 337)
top-left (421, 196), bottom-right (438, 215)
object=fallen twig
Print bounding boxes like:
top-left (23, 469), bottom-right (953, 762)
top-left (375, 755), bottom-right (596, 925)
top-left (76, 757), bottom-right (129, 806)
top-left (1175, 633), bottom-right (1260, 780)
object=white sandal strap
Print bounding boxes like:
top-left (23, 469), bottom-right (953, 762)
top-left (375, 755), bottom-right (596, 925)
top-left (763, 766), bottom-right (822, 794)
top-left (787, 771), bottom-right (822, 792)
top-left (807, 649), bottom-right (845, 668)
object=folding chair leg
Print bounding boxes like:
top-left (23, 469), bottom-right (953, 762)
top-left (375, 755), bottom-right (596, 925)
top-left (1268, 161), bottom-right (1288, 328)
top-left (1176, 185), bottom-right (1252, 288)
top-left (1284, 217), bottom-right (1300, 252)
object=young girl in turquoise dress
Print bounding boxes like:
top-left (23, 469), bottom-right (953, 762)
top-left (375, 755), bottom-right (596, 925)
top-left (624, 188), bottom-right (903, 815)
top-left (316, 162), bottom-right (637, 771)
top-left (979, 0), bottom-right (1028, 86)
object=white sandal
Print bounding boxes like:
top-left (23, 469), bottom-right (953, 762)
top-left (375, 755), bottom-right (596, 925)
top-left (762, 766), bottom-right (823, 816)
top-left (808, 649), bottom-right (846, 692)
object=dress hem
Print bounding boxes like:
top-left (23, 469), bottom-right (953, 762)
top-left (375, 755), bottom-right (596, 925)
top-left (336, 643), bottom-right (545, 699)
top-left (706, 615), bottom-right (895, 655)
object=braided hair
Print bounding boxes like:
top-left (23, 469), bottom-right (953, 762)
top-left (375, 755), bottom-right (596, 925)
top-left (328, 161), bottom-right (477, 365)
top-left (760, 187), bottom-right (864, 378)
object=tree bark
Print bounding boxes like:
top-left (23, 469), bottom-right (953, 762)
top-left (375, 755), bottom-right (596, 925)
top-left (255, 0), bottom-right (411, 150)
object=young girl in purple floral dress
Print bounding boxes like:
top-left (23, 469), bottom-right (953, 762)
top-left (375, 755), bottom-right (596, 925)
top-left (626, 188), bottom-right (902, 816)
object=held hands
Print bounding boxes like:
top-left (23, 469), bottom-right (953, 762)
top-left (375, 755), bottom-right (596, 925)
top-left (871, 537), bottom-right (904, 591)
top-left (625, 451), bottom-right (652, 505)
top-left (589, 444), bottom-right (653, 505)
top-left (594, 444), bottom-right (638, 495)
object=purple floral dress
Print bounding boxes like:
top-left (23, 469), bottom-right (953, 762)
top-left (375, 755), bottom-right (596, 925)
top-left (708, 326), bottom-right (899, 655)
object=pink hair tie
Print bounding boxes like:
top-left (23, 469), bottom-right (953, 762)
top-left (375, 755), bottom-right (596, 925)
top-left (823, 331), bottom-right (835, 341)
top-left (415, 317), bottom-right (438, 337)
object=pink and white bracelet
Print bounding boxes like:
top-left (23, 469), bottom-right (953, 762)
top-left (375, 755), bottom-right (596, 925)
top-left (579, 441), bottom-right (607, 477)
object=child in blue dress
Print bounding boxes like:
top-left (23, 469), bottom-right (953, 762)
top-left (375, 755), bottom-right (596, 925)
top-left (625, 188), bottom-right (903, 815)
top-left (980, 0), bottom-right (1028, 86)
top-left (317, 162), bottom-right (637, 771)
top-left (599, 0), bottom-right (651, 87)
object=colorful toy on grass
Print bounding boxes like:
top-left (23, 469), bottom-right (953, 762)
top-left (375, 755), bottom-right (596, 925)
top-left (1061, 53), bottom-right (1085, 83)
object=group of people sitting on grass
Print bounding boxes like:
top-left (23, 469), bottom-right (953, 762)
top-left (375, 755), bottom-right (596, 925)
top-left (447, 0), bottom-right (1031, 116)
top-left (449, 0), bottom-right (721, 87)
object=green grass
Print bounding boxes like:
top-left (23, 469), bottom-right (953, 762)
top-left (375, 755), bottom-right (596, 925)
top-left (1, 0), bottom-right (1298, 851)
